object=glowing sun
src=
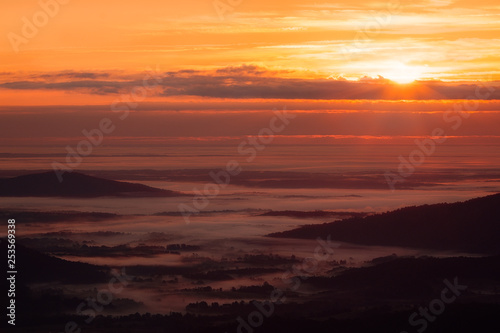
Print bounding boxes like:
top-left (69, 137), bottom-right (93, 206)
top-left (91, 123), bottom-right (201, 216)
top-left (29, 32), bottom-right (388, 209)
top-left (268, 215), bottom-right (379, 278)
top-left (380, 62), bottom-right (426, 84)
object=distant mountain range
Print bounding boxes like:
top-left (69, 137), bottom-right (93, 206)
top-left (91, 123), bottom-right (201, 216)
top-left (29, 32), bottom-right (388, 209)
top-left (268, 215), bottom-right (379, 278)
top-left (0, 171), bottom-right (186, 197)
top-left (269, 193), bottom-right (500, 254)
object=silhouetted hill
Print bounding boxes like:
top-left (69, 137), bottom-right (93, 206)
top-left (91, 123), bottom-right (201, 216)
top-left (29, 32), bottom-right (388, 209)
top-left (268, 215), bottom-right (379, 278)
top-left (305, 255), bottom-right (500, 299)
top-left (269, 193), bottom-right (500, 253)
top-left (0, 210), bottom-right (120, 223)
top-left (1, 239), bottom-right (107, 283)
top-left (0, 171), bottom-right (186, 197)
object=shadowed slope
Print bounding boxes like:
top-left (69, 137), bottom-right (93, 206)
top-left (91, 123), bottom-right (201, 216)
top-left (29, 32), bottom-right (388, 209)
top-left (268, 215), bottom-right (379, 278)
top-left (269, 193), bottom-right (500, 253)
top-left (0, 171), bottom-right (186, 197)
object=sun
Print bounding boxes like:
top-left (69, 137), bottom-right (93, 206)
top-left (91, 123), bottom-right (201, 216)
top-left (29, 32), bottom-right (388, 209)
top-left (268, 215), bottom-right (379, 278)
top-left (379, 62), bottom-right (426, 84)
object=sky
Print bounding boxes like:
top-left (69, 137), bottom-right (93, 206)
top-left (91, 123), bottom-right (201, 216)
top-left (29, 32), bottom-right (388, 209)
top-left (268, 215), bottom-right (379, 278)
top-left (1, 0), bottom-right (500, 148)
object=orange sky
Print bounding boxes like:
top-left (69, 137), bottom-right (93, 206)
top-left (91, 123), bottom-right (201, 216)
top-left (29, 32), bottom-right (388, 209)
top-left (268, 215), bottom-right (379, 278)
top-left (1, 0), bottom-right (500, 142)
top-left (2, 0), bottom-right (500, 79)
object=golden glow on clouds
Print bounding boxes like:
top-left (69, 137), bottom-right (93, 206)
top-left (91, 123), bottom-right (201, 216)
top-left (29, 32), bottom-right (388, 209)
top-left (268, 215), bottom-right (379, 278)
top-left (1, 0), bottom-right (500, 87)
top-left (373, 62), bottom-right (428, 84)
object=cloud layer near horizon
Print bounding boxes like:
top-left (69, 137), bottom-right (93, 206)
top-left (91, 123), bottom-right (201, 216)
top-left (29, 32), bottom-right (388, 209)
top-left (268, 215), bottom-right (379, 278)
top-left (1, 66), bottom-right (500, 100)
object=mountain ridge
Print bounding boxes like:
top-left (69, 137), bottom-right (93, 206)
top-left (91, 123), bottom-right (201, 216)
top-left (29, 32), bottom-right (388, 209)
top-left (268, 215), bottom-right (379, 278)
top-left (268, 193), bottom-right (500, 254)
top-left (0, 171), bottom-right (187, 197)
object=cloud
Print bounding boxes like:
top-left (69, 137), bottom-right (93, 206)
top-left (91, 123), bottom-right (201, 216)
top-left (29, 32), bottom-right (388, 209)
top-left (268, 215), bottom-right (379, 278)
top-left (215, 65), bottom-right (269, 76)
top-left (1, 66), bottom-right (499, 100)
top-left (35, 71), bottom-right (112, 80)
